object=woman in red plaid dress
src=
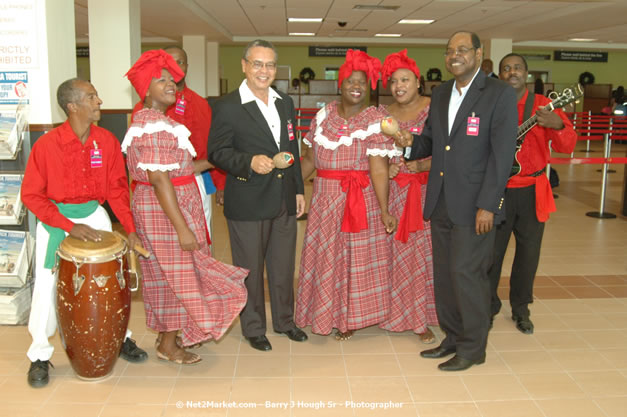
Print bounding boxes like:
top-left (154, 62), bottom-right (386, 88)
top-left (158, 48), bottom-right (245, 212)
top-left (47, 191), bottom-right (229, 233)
top-left (377, 50), bottom-right (438, 343)
top-left (295, 50), bottom-right (397, 339)
top-left (124, 51), bottom-right (248, 364)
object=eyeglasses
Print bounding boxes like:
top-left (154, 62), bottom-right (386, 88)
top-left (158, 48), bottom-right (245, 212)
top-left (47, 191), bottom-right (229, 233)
top-left (444, 47), bottom-right (475, 57)
top-left (246, 59), bottom-right (277, 70)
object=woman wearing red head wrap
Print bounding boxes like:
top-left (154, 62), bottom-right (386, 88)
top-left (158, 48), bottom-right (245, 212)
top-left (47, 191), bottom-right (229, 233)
top-left (295, 49), bottom-right (397, 340)
top-left (123, 50), bottom-right (248, 364)
top-left (378, 49), bottom-right (437, 343)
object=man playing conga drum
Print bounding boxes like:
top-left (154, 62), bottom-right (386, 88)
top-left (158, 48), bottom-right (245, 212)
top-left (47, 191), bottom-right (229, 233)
top-left (22, 78), bottom-right (148, 388)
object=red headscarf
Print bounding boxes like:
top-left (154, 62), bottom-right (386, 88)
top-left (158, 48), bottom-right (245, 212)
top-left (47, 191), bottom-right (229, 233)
top-left (338, 49), bottom-right (382, 90)
top-left (381, 49), bottom-right (421, 89)
top-left (125, 50), bottom-right (184, 100)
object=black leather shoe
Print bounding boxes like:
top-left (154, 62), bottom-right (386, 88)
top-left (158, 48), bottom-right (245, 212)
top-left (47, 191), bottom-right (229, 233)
top-left (28, 360), bottom-right (53, 388)
top-left (275, 327), bottom-right (308, 342)
top-left (420, 344), bottom-right (456, 359)
top-left (512, 315), bottom-right (534, 334)
top-left (247, 335), bottom-right (272, 351)
top-left (438, 355), bottom-right (485, 371)
top-left (120, 338), bottom-right (148, 363)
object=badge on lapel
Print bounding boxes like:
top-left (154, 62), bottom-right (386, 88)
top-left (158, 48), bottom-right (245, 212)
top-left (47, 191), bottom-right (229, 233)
top-left (467, 112), bottom-right (480, 136)
top-left (287, 119), bottom-right (295, 141)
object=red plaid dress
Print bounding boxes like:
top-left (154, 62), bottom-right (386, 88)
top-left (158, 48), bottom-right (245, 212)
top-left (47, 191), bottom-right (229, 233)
top-left (378, 105), bottom-right (438, 333)
top-left (123, 109), bottom-right (248, 346)
top-left (295, 102), bottom-right (395, 334)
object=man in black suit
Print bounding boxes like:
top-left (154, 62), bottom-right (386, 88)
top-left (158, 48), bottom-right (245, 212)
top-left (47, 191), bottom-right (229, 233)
top-left (397, 31), bottom-right (518, 371)
top-left (207, 39), bottom-right (307, 351)
top-left (481, 58), bottom-right (499, 79)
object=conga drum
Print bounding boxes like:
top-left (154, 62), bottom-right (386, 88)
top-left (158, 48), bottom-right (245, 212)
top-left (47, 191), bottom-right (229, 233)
top-left (56, 231), bottom-right (131, 380)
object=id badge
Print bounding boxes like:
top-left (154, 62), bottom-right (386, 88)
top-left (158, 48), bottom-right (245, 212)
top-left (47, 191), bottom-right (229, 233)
top-left (90, 149), bottom-right (102, 168)
top-left (405, 126), bottom-right (421, 158)
top-left (467, 116), bottom-right (480, 136)
top-left (287, 122), bottom-right (295, 141)
top-left (175, 98), bottom-right (186, 115)
top-left (337, 123), bottom-right (349, 138)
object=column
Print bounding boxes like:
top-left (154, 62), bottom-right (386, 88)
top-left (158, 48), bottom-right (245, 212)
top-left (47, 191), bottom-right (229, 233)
top-left (205, 41), bottom-right (220, 97)
top-left (87, 0), bottom-right (140, 110)
top-left (485, 38), bottom-right (513, 71)
top-left (182, 35), bottom-right (207, 97)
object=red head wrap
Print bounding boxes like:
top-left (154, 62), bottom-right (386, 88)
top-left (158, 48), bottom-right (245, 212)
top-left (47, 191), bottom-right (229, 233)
top-left (338, 49), bottom-right (382, 90)
top-left (381, 49), bottom-right (421, 89)
top-left (125, 49), bottom-right (184, 101)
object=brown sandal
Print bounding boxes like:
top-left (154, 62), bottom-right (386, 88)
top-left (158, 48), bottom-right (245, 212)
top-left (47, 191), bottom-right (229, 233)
top-left (334, 330), bottom-right (354, 341)
top-left (156, 348), bottom-right (202, 365)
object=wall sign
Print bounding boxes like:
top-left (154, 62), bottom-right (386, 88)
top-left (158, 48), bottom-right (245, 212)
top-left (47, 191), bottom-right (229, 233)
top-left (76, 47), bottom-right (90, 58)
top-left (309, 46), bottom-right (368, 57)
top-left (0, 0), bottom-right (38, 68)
top-left (553, 51), bottom-right (608, 62)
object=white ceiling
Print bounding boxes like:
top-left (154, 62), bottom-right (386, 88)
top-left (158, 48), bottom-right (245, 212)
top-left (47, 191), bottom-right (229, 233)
top-left (74, 0), bottom-right (627, 50)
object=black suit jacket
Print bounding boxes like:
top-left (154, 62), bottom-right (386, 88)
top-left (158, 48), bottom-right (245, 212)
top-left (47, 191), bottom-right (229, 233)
top-left (207, 88), bottom-right (304, 221)
top-left (409, 70), bottom-right (518, 226)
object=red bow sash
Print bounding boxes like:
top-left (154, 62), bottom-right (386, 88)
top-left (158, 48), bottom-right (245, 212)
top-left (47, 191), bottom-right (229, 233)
top-left (317, 169), bottom-right (370, 233)
top-left (393, 172), bottom-right (428, 242)
top-left (507, 173), bottom-right (555, 222)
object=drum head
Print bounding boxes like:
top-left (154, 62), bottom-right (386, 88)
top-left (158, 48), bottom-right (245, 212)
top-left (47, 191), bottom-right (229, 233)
top-left (58, 230), bottom-right (126, 263)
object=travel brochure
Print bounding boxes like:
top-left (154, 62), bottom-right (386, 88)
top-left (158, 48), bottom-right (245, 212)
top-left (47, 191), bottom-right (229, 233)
top-left (0, 229), bottom-right (33, 288)
top-left (0, 105), bottom-right (26, 159)
top-left (0, 174), bottom-right (23, 224)
top-left (0, 280), bottom-right (33, 325)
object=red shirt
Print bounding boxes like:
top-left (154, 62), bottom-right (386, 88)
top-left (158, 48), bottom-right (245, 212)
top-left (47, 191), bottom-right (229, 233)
top-left (132, 85), bottom-right (226, 190)
top-left (21, 121), bottom-right (135, 234)
top-left (509, 90), bottom-right (577, 185)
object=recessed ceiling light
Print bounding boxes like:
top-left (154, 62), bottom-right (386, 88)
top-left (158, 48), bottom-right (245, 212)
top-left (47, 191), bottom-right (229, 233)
top-left (399, 19), bottom-right (434, 24)
top-left (569, 38), bottom-right (597, 42)
top-left (375, 33), bottom-right (402, 37)
top-left (288, 18), bottom-right (323, 23)
top-left (289, 32), bottom-right (315, 36)
top-left (354, 5), bottom-right (399, 11)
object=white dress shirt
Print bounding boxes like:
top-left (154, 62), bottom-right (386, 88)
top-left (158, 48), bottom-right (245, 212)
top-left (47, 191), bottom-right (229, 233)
top-left (239, 80), bottom-right (282, 148)
top-left (448, 68), bottom-right (481, 135)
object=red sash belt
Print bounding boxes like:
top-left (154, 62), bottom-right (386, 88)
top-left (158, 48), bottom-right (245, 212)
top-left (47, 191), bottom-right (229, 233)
top-left (134, 174), bottom-right (196, 187)
top-left (507, 174), bottom-right (555, 223)
top-left (134, 174), bottom-right (211, 244)
top-left (317, 169), bottom-right (370, 233)
top-left (393, 172), bottom-right (429, 243)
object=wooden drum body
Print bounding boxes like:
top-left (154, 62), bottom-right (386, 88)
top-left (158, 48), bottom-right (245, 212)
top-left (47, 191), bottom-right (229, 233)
top-left (56, 231), bottom-right (130, 380)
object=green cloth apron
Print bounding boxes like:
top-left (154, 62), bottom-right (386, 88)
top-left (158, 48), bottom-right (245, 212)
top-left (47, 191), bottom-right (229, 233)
top-left (42, 200), bottom-right (99, 269)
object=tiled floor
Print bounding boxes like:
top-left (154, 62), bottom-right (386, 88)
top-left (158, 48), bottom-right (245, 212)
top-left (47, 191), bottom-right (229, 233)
top-left (0, 142), bottom-right (625, 416)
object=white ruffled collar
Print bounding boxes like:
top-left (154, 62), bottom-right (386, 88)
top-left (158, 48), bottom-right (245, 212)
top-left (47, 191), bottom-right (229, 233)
top-left (121, 110), bottom-right (196, 157)
top-left (304, 103), bottom-right (382, 150)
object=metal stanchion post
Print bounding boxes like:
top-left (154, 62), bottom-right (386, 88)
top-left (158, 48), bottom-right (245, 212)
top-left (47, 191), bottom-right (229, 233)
top-left (581, 110), bottom-right (593, 152)
top-left (598, 117), bottom-right (616, 173)
top-left (586, 133), bottom-right (617, 218)
top-left (570, 112), bottom-right (576, 158)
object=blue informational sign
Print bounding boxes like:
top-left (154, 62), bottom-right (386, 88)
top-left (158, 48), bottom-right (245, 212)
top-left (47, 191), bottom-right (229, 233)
top-left (0, 71), bottom-right (29, 105)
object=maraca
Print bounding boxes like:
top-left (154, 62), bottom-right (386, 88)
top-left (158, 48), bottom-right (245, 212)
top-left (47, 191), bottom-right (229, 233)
top-left (273, 151), bottom-right (295, 169)
top-left (381, 116), bottom-right (412, 147)
top-left (380, 116), bottom-right (400, 137)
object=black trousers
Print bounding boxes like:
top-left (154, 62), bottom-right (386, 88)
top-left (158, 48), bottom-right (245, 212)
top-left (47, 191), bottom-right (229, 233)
top-left (430, 192), bottom-right (494, 362)
top-left (488, 185), bottom-right (545, 318)
top-left (227, 201), bottom-right (297, 338)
